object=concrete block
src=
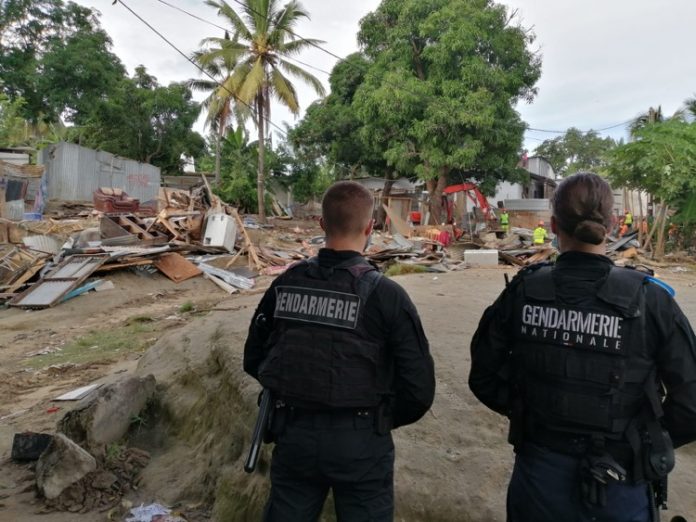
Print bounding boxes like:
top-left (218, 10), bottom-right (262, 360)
top-left (464, 249), bottom-right (499, 267)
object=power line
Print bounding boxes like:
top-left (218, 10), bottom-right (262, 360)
top-left (526, 118), bottom-right (634, 135)
top-left (115, 0), bottom-right (291, 139)
top-left (153, 0), bottom-right (334, 78)
top-left (216, 0), bottom-right (636, 138)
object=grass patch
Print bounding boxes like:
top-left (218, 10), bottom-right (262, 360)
top-left (179, 301), bottom-right (195, 313)
top-left (385, 263), bottom-right (428, 277)
top-left (125, 315), bottom-right (154, 325)
top-left (24, 321), bottom-right (158, 369)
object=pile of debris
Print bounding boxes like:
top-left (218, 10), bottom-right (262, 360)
top-left (0, 179), bottom-right (269, 308)
top-left (11, 376), bottom-right (156, 515)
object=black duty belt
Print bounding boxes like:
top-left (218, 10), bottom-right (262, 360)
top-left (531, 427), bottom-right (634, 465)
top-left (287, 406), bottom-right (376, 429)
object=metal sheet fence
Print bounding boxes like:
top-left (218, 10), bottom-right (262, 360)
top-left (40, 142), bottom-right (160, 202)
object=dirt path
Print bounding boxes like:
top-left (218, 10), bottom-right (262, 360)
top-left (2, 267), bottom-right (696, 520)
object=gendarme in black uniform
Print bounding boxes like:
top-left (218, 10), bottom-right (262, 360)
top-left (469, 252), bottom-right (696, 521)
top-left (245, 248), bottom-right (435, 521)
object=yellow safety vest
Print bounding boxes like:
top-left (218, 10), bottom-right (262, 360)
top-left (625, 213), bottom-right (633, 225)
top-left (500, 212), bottom-right (509, 225)
top-left (533, 227), bottom-right (547, 244)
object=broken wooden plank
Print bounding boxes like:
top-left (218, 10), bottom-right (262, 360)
top-left (229, 208), bottom-right (263, 271)
top-left (203, 272), bottom-right (238, 294)
top-left (153, 253), bottom-right (202, 283)
top-left (383, 204), bottom-right (412, 237)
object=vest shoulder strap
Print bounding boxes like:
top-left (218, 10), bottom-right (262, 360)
top-left (596, 267), bottom-right (646, 317)
top-left (521, 263), bottom-right (555, 301)
top-left (304, 256), bottom-right (382, 304)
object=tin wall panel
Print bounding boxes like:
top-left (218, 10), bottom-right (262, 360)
top-left (40, 142), bottom-right (160, 202)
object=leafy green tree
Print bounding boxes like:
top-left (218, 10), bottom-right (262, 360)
top-left (38, 26), bottom-right (126, 123)
top-left (199, 126), bottom-right (288, 212)
top-left (199, 0), bottom-right (326, 221)
top-left (606, 118), bottom-right (696, 257)
top-left (533, 128), bottom-right (616, 177)
top-left (0, 0), bottom-right (116, 122)
top-left (290, 53), bottom-right (383, 178)
top-left (0, 93), bottom-right (27, 145)
top-left (353, 0), bottom-right (540, 222)
top-left (77, 67), bottom-right (205, 174)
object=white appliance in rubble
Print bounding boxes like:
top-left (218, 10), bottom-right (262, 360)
top-left (203, 213), bottom-right (238, 252)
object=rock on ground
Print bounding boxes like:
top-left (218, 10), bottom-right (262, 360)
top-left (58, 375), bottom-right (156, 454)
top-left (36, 433), bottom-right (97, 500)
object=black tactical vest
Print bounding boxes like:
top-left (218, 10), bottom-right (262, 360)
top-left (512, 265), bottom-right (656, 440)
top-left (257, 256), bottom-right (387, 409)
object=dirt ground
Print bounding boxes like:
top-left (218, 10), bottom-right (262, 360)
top-left (2, 265), bottom-right (696, 521)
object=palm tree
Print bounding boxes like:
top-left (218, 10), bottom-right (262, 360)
top-left (199, 0), bottom-right (326, 221)
top-left (189, 40), bottom-right (249, 185)
top-left (629, 106), bottom-right (663, 137)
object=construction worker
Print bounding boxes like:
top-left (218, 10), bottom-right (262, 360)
top-left (469, 172), bottom-right (696, 522)
top-left (533, 220), bottom-right (548, 245)
top-left (624, 209), bottom-right (634, 230)
top-left (500, 209), bottom-right (510, 234)
top-left (244, 181), bottom-right (435, 521)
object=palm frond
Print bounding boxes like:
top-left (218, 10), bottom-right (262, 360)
top-left (269, 66), bottom-right (299, 114)
top-left (238, 58), bottom-right (266, 104)
top-left (240, 0), bottom-right (271, 35)
top-left (278, 59), bottom-right (326, 97)
top-left (195, 45), bottom-right (248, 69)
top-left (187, 78), bottom-right (220, 92)
top-left (205, 0), bottom-right (254, 41)
top-left (269, 1), bottom-right (309, 46)
top-left (275, 37), bottom-right (325, 56)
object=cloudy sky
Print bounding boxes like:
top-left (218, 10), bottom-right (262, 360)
top-left (77, 0), bottom-right (696, 152)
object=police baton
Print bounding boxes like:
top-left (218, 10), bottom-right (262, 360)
top-left (244, 388), bottom-right (273, 473)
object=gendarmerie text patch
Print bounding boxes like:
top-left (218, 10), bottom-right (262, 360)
top-left (274, 286), bottom-right (361, 329)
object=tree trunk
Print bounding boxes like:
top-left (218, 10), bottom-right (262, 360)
top-left (643, 201), bottom-right (665, 254)
top-left (426, 171), bottom-right (448, 225)
top-left (257, 94), bottom-right (266, 223)
top-left (637, 190), bottom-right (644, 246)
top-left (655, 204), bottom-right (669, 259)
top-left (376, 172), bottom-right (395, 229)
top-left (214, 128), bottom-right (222, 187)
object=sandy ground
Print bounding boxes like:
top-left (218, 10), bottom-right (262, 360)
top-left (2, 265), bottom-right (696, 520)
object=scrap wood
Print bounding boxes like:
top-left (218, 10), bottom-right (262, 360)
top-left (229, 208), bottom-right (263, 271)
top-left (382, 204), bottom-right (412, 237)
top-left (524, 248), bottom-right (555, 265)
top-left (498, 251), bottom-right (526, 267)
top-left (620, 246), bottom-right (638, 259)
top-left (154, 252), bottom-right (202, 283)
top-left (95, 259), bottom-right (154, 272)
top-left (7, 258), bottom-right (46, 293)
top-left (224, 247), bottom-right (246, 269)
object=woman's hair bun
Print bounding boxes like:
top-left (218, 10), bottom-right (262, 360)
top-left (573, 219), bottom-right (606, 245)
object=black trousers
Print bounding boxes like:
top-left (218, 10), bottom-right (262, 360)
top-left (263, 409), bottom-right (395, 522)
top-left (507, 443), bottom-right (651, 522)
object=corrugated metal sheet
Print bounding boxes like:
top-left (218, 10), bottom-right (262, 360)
top-left (0, 152), bottom-right (30, 165)
top-left (9, 254), bottom-right (108, 308)
top-left (39, 142), bottom-right (160, 202)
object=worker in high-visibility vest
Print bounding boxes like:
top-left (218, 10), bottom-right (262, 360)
top-left (533, 220), bottom-right (548, 245)
top-left (500, 209), bottom-right (510, 234)
top-left (624, 209), bottom-right (633, 230)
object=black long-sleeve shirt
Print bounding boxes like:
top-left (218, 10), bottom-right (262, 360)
top-left (469, 251), bottom-right (696, 448)
top-left (244, 248), bottom-right (436, 429)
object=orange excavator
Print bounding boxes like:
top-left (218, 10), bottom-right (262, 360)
top-left (441, 182), bottom-right (497, 228)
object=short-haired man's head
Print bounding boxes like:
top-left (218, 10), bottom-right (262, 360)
top-left (551, 172), bottom-right (613, 245)
top-left (321, 181), bottom-right (374, 238)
